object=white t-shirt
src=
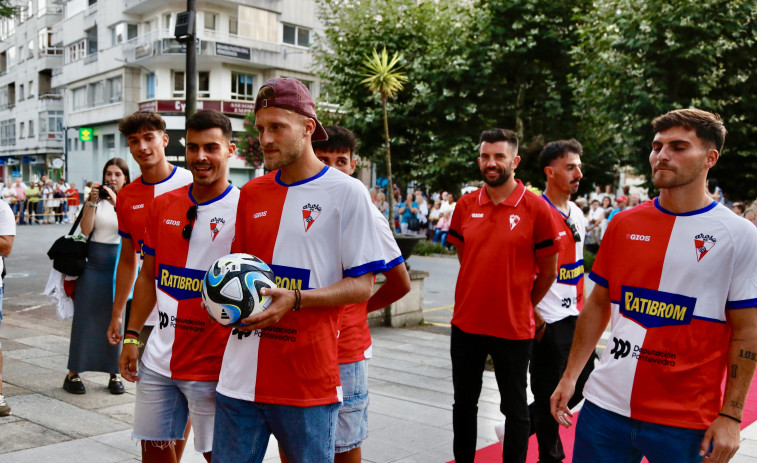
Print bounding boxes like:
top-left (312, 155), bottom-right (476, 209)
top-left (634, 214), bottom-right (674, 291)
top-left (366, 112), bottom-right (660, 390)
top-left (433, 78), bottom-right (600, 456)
top-left (0, 201), bottom-right (17, 287)
top-left (90, 201), bottom-right (120, 244)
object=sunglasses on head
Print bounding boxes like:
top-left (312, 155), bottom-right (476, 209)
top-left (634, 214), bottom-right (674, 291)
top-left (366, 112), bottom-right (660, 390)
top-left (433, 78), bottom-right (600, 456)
top-left (564, 216), bottom-right (581, 242)
top-left (182, 205), bottom-right (197, 241)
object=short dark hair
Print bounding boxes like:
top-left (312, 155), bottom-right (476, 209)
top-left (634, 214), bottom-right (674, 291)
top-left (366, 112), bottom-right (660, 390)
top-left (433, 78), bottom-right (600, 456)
top-left (312, 126), bottom-right (358, 158)
top-left (652, 108), bottom-right (727, 152)
top-left (479, 128), bottom-right (519, 150)
top-left (118, 111), bottom-right (166, 136)
top-left (186, 110), bottom-right (232, 141)
top-left (539, 138), bottom-right (583, 172)
top-left (102, 157), bottom-right (131, 185)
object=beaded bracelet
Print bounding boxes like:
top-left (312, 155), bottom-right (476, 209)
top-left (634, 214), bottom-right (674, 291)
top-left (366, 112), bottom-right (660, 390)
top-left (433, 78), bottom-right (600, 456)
top-left (291, 288), bottom-right (301, 312)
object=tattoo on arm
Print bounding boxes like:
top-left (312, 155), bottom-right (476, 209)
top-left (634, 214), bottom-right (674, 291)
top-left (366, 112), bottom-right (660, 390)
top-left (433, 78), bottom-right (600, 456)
top-left (739, 349), bottom-right (757, 361)
top-left (731, 401), bottom-right (744, 410)
top-left (731, 365), bottom-right (738, 378)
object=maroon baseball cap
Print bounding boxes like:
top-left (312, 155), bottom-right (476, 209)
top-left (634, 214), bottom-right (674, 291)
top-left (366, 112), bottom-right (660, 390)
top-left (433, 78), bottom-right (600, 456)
top-left (254, 78), bottom-right (328, 141)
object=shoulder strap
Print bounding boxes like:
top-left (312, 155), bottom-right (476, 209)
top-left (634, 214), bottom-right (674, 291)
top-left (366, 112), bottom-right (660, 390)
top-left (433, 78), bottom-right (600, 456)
top-left (68, 206), bottom-right (86, 235)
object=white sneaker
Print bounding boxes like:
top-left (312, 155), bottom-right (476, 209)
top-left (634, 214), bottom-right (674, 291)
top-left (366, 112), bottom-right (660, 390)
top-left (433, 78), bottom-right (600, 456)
top-left (0, 394), bottom-right (11, 416)
top-left (494, 419), bottom-right (505, 444)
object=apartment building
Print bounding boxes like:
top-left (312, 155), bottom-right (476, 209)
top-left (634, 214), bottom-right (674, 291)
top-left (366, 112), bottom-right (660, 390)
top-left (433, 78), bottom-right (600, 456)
top-left (0, 0), bottom-right (65, 184)
top-left (0, 0), bottom-right (322, 187)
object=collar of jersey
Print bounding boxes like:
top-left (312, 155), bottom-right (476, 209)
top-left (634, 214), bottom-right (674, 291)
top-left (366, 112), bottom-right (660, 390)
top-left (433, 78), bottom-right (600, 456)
top-left (653, 197), bottom-right (718, 216)
top-left (541, 193), bottom-right (570, 219)
top-left (478, 179), bottom-right (526, 207)
top-left (188, 183), bottom-right (234, 206)
top-left (275, 165), bottom-right (329, 187)
top-left (141, 165), bottom-right (178, 186)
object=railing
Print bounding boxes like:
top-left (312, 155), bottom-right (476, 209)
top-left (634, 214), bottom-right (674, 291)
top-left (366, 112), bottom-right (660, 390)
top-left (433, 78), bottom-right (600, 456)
top-left (39, 47), bottom-right (63, 57)
top-left (86, 3), bottom-right (97, 16)
top-left (83, 52), bottom-right (98, 64)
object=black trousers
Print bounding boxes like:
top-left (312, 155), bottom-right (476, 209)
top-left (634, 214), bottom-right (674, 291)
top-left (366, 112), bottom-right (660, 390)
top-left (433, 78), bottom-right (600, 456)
top-left (529, 315), bottom-right (597, 463)
top-left (451, 325), bottom-right (533, 463)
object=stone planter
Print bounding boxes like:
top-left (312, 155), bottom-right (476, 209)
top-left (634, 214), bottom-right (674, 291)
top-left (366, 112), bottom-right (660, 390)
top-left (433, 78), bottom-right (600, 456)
top-left (367, 269), bottom-right (429, 328)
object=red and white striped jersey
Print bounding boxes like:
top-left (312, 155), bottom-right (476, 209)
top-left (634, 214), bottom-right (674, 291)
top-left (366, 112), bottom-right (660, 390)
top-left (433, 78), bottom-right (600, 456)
top-left (218, 167), bottom-right (386, 406)
top-left (584, 199), bottom-right (757, 429)
top-left (116, 166), bottom-right (192, 326)
top-left (538, 197), bottom-right (585, 323)
top-left (140, 184), bottom-right (239, 381)
top-left (338, 205), bottom-right (404, 364)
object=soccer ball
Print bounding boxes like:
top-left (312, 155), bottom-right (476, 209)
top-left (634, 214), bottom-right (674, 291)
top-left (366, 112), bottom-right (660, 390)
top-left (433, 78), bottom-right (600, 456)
top-left (202, 253), bottom-right (276, 326)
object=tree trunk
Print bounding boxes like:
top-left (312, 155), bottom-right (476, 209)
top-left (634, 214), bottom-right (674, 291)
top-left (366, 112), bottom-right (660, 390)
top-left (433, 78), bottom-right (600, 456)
top-left (383, 95), bottom-right (395, 233)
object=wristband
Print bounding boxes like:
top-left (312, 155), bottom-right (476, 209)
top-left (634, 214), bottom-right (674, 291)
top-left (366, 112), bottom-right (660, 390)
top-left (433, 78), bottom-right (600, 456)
top-left (124, 338), bottom-right (143, 347)
top-left (125, 329), bottom-right (140, 339)
top-left (718, 413), bottom-right (741, 423)
top-left (291, 288), bottom-right (301, 312)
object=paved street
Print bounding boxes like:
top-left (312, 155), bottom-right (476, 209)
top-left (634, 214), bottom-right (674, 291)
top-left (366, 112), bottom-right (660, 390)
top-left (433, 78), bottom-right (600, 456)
top-left (1, 224), bottom-right (757, 462)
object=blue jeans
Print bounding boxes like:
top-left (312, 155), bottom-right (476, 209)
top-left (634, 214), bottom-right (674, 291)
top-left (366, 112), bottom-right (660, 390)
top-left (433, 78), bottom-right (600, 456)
top-left (433, 229), bottom-right (448, 247)
top-left (212, 392), bottom-right (339, 463)
top-left (574, 401), bottom-right (706, 463)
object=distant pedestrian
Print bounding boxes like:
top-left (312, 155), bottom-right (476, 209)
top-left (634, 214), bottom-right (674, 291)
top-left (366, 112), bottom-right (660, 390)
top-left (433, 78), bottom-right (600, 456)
top-left (0, 198), bottom-right (16, 415)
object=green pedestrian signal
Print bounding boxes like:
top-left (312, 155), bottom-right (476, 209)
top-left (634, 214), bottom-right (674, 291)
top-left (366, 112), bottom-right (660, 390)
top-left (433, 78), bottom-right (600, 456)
top-left (79, 128), bottom-right (93, 142)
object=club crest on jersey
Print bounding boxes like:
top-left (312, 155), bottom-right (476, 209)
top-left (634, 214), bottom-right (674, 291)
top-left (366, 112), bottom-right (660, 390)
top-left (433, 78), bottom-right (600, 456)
top-left (210, 217), bottom-right (225, 241)
top-left (694, 233), bottom-right (716, 262)
top-left (302, 203), bottom-right (322, 232)
top-left (509, 214), bottom-right (520, 230)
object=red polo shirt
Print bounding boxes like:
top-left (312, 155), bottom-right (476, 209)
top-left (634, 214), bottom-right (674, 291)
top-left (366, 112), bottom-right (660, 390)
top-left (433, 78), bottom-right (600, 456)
top-left (448, 180), bottom-right (559, 340)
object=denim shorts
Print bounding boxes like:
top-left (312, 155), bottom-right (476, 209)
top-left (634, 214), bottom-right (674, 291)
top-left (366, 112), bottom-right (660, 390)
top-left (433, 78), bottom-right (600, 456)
top-left (0, 286), bottom-right (4, 348)
top-left (133, 363), bottom-right (218, 453)
top-left (335, 360), bottom-right (369, 453)
top-left (574, 400), bottom-right (706, 463)
top-left (213, 392), bottom-right (339, 463)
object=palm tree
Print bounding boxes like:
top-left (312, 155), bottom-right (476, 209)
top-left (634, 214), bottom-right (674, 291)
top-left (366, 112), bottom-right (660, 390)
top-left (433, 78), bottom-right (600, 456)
top-left (360, 47), bottom-right (408, 232)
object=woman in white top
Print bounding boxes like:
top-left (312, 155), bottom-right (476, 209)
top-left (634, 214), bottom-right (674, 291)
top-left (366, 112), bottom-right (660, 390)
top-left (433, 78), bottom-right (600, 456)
top-left (64, 158), bottom-right (130, 395)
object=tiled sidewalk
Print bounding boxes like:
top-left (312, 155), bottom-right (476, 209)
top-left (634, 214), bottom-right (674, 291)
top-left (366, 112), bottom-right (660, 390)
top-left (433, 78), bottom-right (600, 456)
top-left (1, 311), bottom-right (757, 462)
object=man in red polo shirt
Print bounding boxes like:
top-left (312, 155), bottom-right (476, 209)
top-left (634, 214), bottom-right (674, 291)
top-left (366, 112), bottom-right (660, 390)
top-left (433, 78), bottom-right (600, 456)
top-left (447, 128), bottom-right (559, 463)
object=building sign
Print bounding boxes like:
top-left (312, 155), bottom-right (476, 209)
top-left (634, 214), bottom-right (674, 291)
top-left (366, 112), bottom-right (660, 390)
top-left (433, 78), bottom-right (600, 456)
top-left (135, 42), bottom-right (153, 60)
top-left (139, 100), bottom-right (254, 116)
top-left (79, 128), bottom-right (93, 141)
top-left (215, 43), bottom-right (251, 60)
top-left (222, 101), bottom-right (255, 115)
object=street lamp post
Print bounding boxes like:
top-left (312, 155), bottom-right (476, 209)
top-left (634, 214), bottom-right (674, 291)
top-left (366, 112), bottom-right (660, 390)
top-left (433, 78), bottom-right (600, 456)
top-left (175, 2), bottom-right (197, 119)
top-left (185, 0), bottom-right (197, 119)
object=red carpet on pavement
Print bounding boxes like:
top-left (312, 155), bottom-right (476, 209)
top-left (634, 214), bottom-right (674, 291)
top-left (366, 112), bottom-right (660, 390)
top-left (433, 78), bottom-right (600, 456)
top-left (449, 377), bottom-right (757, 463)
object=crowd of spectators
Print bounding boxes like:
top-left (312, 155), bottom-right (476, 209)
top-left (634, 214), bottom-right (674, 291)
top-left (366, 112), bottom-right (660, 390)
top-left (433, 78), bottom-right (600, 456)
top-left (365, 178), bottom-right (757, 255)
top-left (0, 176), bottom-right (82, 225)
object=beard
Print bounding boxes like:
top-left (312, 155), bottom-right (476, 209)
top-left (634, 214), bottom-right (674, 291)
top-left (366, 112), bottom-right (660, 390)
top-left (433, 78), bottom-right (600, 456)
top-left (652, 162), bottom-right (702, 189)
top-left (263, 134), bottom-right (305, 171)
top-left (481, 165), bottom-right (512, 187)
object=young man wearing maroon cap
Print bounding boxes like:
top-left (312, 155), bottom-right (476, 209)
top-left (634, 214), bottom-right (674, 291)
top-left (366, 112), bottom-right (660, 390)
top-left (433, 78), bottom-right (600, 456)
top-left (213, 78), bottom-right (386, 463)
top-left (446, 128), bottom-right (559, 463)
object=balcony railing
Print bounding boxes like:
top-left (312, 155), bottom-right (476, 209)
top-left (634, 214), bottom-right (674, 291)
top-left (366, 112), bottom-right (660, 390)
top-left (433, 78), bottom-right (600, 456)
top-left (123, 28), bottom-right (284, 63)
top-left (83, 52), bottom-right (98, 64)
top-left (38, 47), bottom-right (63, 58)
